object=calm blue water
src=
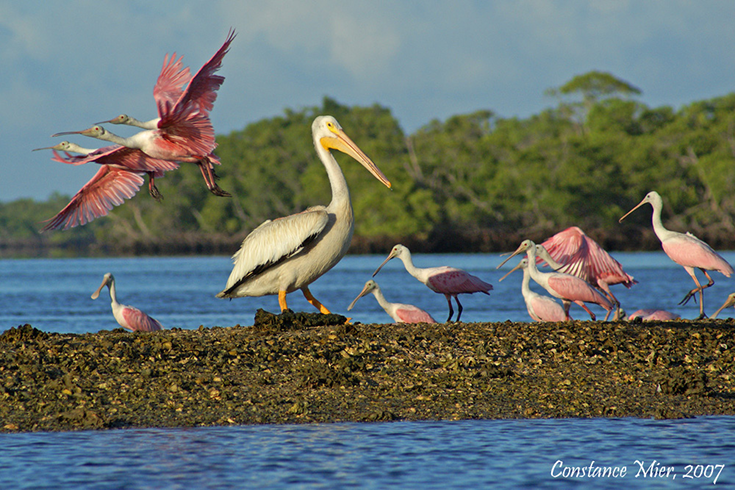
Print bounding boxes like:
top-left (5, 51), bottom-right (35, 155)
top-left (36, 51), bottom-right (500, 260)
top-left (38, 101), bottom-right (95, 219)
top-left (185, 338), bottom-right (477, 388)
top-left (1, 252), bottom-right (734, 488)
top-left (2, 251), bottom-right (735, 333)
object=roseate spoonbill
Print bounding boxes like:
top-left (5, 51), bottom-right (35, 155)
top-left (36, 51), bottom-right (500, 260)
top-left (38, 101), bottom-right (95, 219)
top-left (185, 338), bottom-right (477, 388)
top-left (619, 191), bottom-right (733, 319)
top-left (499, 258), bottom-right (568, 322)
top-left (34, 141), bottom-right (178, 201)
top-left (97, 29), bottom-right (234, 129)
top-left (347, 280), bottom-right (437, 324)
top-left (537, 226), bottom-right (636, 320)
top-left (54, 30), bottom-right (236, 197)
top-left (91, 273), bottom-right (163, 332)
top-left (216, 116), bottom-right (391, 313)
top-left (627, 309), bottom-right (680, 321)
top-left (497, 240), bottom-right (613, 321)
top-left (712, 293), bottom-right (735, 319)
top-left (372, 244), bottom-right (492, 322)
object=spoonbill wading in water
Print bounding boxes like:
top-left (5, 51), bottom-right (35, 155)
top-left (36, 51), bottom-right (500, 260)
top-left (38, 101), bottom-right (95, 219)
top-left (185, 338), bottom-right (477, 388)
top-left (372, 244), bottom-right (492, 322)
top-left (216, 116), bottom-right (391, 314)
top-left (53, 30), bottom-right (236, 197)
top-left (348, 280), bottom-right (437, 324)
top-left (537, 226), bottom-right (636, 320)
top-left (619, 191), bottom-right (733, 319)
top-left (499, 258), bottom-right (567, 322)
top-left (91, 273), bottom-right (163, 332)
top-left (497, 240), bottom-right (613, 321)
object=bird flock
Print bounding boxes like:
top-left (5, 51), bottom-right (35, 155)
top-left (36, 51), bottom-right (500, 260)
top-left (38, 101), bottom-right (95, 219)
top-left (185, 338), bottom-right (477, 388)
top-left (32, 29), bottom-right (735, 331)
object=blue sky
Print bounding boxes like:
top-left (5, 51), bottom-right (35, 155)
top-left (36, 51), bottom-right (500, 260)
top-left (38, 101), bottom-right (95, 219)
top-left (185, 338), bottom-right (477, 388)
top-left (2, 0), bottom-right (734, 202)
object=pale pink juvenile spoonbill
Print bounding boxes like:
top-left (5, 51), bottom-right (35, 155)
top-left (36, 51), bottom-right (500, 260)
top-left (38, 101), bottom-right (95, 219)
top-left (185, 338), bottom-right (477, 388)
top-left (497, 240), bottom-right (613, 321)
top-left (216, 116), bottom-right (391, 314)
top-left (619, 191), bottom-right (733, 319)
top-left (627, 309), bottom-right (680, 321)
top-left (499, 258), bottom-right (568, 322)
top-left (537, 226), bottom-right (636, 319)
top-left (54, 30), bottom-right (236, 197)
top-left (711, 293), bottom-right (735, 319)
top-left (372, 244), bottom-right (492, 322)
top-left (91, 273), bottom-right (163, 332)
top-left (347, 280), bottom-right (437, 324)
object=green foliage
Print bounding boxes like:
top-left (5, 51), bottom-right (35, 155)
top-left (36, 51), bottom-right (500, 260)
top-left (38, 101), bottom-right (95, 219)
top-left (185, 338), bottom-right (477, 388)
top-left (3, 73), bottom-right (735, 255)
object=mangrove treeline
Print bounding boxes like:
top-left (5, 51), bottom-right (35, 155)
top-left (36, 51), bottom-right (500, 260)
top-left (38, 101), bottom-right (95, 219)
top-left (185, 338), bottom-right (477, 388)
top-left (2, 71), bottom-right (735, 258)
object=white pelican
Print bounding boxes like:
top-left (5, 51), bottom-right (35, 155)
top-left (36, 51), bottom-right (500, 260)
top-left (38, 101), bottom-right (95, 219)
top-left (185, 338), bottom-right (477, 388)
top-left (216, 115), bottom-right (392, 313)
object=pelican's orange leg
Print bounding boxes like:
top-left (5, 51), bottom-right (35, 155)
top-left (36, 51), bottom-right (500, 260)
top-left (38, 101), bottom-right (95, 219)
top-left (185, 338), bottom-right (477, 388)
top-left (301, 286), bottom-right (331, 314)
top-left (278, 290), bottom-right (289, 312)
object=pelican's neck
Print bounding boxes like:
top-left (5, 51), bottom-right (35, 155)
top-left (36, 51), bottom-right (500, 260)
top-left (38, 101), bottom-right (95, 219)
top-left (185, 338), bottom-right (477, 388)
top-left (315, 139), bottom-right (351, 212)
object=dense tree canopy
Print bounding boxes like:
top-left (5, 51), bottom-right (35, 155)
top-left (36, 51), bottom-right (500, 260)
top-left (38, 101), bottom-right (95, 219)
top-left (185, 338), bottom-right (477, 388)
top-left (2, 72), bottom-right (735, 257)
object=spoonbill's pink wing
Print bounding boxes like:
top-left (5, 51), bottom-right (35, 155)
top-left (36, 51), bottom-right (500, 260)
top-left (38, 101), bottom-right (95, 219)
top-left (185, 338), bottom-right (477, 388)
top-left (527, 295), bottom-right (567, 322)
top-left (394, 306), bottom-right (436, 323)
top-left (42, 167), bottom-right (144, 231)
top-left (153, 52), bottom-right (192, 113)
top-left (121, 306), bottom-right (163, 332)
top-left (426, 268), bottom-right (493, 295)
top-left (662, 233), bottom-right (734, 277)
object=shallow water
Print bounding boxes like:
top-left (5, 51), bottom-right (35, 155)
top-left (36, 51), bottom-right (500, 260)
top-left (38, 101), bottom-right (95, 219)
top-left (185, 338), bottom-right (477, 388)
top-left (2, 253), bottom-right (735, 488)
top-left (1, 251), bottom-right (735, 333)
top-left (0, 417), bottom-right (733, 489)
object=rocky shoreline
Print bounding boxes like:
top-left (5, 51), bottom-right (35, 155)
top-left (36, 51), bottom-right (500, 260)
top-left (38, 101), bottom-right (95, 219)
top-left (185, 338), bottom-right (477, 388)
top-left (1, 311), bottom-right (734, 432)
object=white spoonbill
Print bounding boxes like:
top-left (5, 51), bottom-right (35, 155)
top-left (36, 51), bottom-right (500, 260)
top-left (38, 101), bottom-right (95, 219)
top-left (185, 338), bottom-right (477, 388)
top-left (347, 280), bottom-right (436, 324)
top-left (619, 191), bottom-right (733, 319)
top-left (499, 258), bottom-right (567, 322)
top-left (372, 244), bottom-right (492, 322)
top-left (497, 240), bottom-right (613, 321)
top-left (216, 116), bottom-right (391, 314)
top-left (91, 273), bottom-right (163, 332)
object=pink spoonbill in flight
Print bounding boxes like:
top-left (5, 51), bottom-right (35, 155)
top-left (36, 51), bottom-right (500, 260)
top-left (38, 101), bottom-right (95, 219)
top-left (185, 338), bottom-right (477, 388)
top-left (619, 191), bottom-right (733, 319)
top-left (372, 244), bottom-right (492, 322)
top-left (91, 273), bottom-right (163, 332)
top-left (497, 240), bottom-right (613, 321)
top-left (216, 116), bottom-right (391, 314)
top-left (54, 30), bottom-right (236, 197)
top-left (348, 279), bottom-right (437, 324)
top-left (537, 226), bottom-right (636, 320)
top-left (499, 258), bottom-right (568, 322)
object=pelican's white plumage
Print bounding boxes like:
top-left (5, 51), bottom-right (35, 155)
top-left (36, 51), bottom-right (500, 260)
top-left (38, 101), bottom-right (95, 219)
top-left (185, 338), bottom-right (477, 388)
top-left (216, 115), bottom-right (391, 313)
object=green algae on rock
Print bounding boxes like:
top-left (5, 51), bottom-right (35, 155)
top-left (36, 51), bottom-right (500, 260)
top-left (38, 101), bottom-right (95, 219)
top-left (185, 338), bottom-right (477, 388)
top-left (1, 316), bottom-right (734, 432)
